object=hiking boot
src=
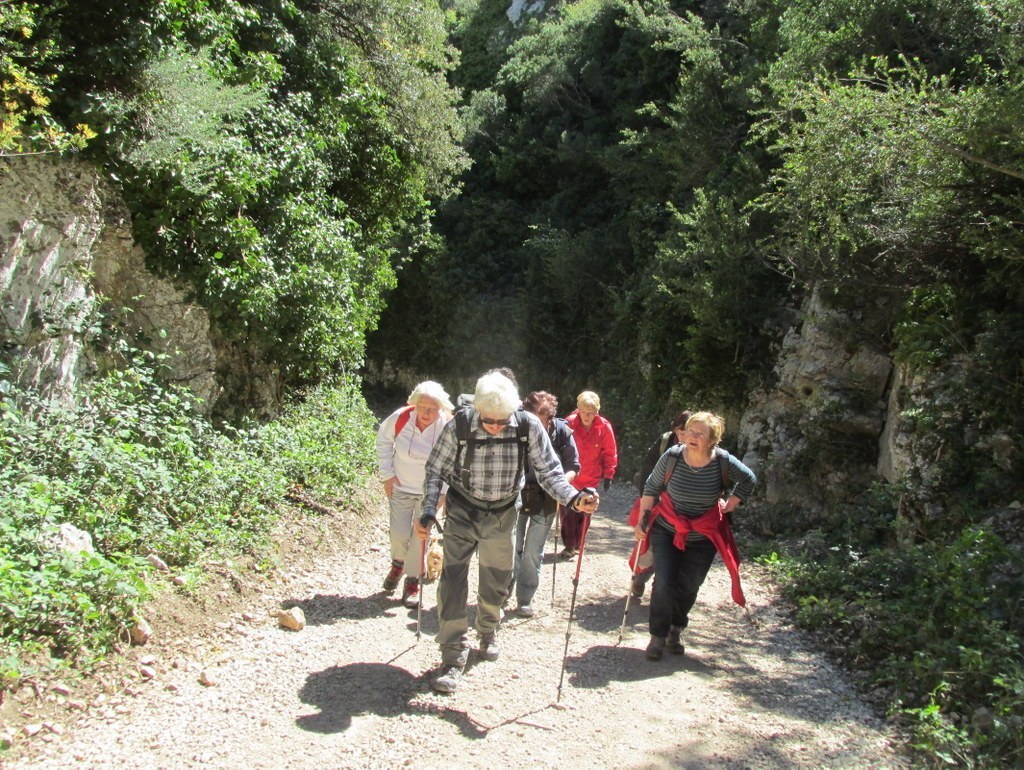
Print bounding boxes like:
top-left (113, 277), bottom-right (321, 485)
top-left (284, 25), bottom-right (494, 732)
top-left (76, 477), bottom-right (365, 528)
top-left (479, 631), bottom-right (500, 662)
top-left (667, 626), bottom-right (685, 655)
top-left (646, 635), bottom-right (666, 661)
top-left (630, 575), bottom-right (646, 599)
top-left (560, 547), bottom-right (576, 560)
top-left (402, 577), bottom-right (419, 609)
top-left (517, 603), bottom-right (535, 618)
top-left (432, 665), bottom-right (463, 694)
top-left (382, 562), bottom-right (403, 592)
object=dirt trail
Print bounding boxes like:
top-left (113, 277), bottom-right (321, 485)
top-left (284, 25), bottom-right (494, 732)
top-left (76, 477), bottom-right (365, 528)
top-left (4, 484), bottom-right (909, 769)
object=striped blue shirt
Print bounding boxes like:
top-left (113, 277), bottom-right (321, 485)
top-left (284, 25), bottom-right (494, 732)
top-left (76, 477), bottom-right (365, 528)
top-left (643, 447), bottom-right (756, 518)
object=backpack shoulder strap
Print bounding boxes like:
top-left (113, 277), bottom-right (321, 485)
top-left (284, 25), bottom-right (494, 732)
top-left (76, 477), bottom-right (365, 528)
top-left (393, 405), bottom-right (416, 437)
top-left (715, 447), bottom-right (730, 496)
top-left (551, 417), bottom-right (567, 452)
top-left (663, 444), bottom-right (684, 485)
top-left (453, 408), bottom-right (474, 487)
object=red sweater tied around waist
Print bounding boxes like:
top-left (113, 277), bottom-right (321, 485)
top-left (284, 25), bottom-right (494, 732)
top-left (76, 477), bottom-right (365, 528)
top-left (630, 493), bottom-right (746, 607)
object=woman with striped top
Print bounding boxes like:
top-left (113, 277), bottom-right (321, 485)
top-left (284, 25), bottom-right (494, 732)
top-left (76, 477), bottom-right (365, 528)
top-left (633, 411), bottom-right (756, 660)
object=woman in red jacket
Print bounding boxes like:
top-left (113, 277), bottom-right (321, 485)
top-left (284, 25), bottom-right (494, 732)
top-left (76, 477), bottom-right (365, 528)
top-left (560, 390), bottom-right (618, 558)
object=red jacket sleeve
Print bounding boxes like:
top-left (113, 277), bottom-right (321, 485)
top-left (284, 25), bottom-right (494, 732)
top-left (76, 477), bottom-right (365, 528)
top-left (599, 417), bottom-right (618, 480)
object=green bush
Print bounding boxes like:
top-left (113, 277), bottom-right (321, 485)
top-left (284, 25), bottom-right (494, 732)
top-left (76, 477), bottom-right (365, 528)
top-left (0, 357), bottom-right (377, 692)
top-left (764, 523), bottom-right (1024, 766)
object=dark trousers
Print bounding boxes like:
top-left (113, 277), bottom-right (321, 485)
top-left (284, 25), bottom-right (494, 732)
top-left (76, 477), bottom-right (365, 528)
top-left (560, 504), bottom-right (586, 549)
top-left (648, 524), bottom-right (717, 638)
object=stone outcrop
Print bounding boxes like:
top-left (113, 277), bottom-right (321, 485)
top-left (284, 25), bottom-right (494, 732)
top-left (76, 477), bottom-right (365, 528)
top-left (738, 284), bottom-right (897, 528)
top-left (0, 155), bottom-right (219, 409)
top-left (0, 155), bottom-right (284, 418)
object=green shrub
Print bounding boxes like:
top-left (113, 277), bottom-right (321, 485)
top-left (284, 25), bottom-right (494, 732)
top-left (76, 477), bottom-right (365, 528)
top-left (766, 522), bottom-right (1024, 766)
top-left (0, 356), bottom-right (377, 692)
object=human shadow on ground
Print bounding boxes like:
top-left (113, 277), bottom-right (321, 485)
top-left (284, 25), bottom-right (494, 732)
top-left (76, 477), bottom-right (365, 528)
top-left (561, 589), bottom-right (644, 635)
top-left (281, 591), bottom-right (406, 626)
top-left (559, 643), bottom-right (716, 691)
top-left (295, 662), bottom-right (488, 739)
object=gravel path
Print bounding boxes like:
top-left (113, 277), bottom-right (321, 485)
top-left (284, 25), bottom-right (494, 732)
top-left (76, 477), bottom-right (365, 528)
top-left (4, 484), bottom-right (910, 768)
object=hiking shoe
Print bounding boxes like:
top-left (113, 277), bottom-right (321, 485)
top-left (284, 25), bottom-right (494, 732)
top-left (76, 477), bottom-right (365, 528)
top-left (479, 632), bottom-right (500, 662)
top-left (382, 563), bottom-right (403, 592)
top-left (630, 576), bottom-right (646, 599)
top-left (402, 577), bottom-right (420, 609)
top-left (432, 665), bottom-right (463, 694)
top-left (646, 635), bottom-right (666, 661)
top-left (517, 603), bottom-right (535, 618)
top-left (667, 626), bottom-right (685, 655)
top-left (559, 547), bottom-right (576, 560)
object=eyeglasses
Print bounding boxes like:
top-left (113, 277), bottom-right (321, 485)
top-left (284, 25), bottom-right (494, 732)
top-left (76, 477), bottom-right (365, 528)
top-left (480, 416), bottom-right (511, 426)
top-left (684, 429), bottom-right (709, 440)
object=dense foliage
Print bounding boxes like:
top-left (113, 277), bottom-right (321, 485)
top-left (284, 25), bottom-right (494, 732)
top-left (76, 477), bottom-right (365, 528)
top-left (365, 0), bottom-right (1024, 764)
top-left (0, 356), bottom-right (376, 698)
top-left (2, 0), bottom-right (467, 397)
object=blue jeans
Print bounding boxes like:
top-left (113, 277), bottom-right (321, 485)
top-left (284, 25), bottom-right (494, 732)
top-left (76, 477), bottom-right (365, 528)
top-left (648, 523), bottom-right (717, 638)
top-left (510, 509), bottom-right (556, 606)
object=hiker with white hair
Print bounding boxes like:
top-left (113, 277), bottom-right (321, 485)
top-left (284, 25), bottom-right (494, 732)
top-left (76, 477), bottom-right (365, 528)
top-left (376, 381), bottom-right (454, 608)
top-left (414, 371), bottom-right (600, 693)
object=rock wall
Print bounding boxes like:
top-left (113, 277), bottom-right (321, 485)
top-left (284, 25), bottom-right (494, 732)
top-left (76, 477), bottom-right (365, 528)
top-left (0, 156), bottom-right (220, 410)
top-left (738, 284), bottom-right (897, 529)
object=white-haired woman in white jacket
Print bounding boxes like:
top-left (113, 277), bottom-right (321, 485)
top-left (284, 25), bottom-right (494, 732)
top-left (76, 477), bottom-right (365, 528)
top-left (376, 381), bottom-right (453, 608)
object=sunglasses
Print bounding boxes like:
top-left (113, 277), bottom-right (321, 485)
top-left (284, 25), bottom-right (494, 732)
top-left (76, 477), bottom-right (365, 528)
top-left (480, 416), bottom-right (511, 426)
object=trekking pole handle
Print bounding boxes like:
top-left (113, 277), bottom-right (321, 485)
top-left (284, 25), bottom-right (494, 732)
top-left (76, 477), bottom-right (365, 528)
top-left (418, 512), bottom-right (444, 535)
top-left (571, 487), bottom-right (599, 513)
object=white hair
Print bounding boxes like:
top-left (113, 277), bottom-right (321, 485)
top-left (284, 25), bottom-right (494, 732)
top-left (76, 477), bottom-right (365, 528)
top-left (407, 381), bottom-right (454, 413)
top-left (473, 372), bottom-right (520, 417)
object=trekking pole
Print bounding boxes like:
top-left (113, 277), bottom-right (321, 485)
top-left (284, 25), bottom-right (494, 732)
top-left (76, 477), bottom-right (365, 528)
top-left (617, 539), bottom-right (645, 645)
top-left (556, 512), bottom-right (592, 703)
top-left (415, 511), bottom-right (444, 641)
top-left (550, 505), bottom-right (561, 607)
top-left (416, 536), bottom-right (426, 641)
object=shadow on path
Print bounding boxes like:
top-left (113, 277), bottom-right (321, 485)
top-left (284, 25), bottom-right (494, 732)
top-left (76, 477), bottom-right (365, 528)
top-left (281, 592), bottom-right (400, 626)
top-left (296, 663), bottom-right (489, 739)
top-left (561, 644), bottom-right (717, 691)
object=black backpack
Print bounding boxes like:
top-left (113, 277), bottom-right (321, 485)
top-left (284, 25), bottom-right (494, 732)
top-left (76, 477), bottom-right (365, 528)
top-left (449, 406), bottom-right (531, 500)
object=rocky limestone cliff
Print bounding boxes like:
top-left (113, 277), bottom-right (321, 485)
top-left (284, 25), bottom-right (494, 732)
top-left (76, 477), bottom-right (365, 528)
top-left (0, 156), bottom-right (280, 417)
top-left (738, 284), bottom-right (898, 530)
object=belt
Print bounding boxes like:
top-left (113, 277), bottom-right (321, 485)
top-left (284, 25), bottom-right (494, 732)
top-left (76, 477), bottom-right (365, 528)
top-left (449, 486), bottom-right (520, 514)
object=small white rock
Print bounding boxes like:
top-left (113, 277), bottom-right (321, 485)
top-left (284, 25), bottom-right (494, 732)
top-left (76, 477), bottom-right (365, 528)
top-left (147, 553), bottom-right (170, 572)
top-left (129, 618), bottom-right (153, 646)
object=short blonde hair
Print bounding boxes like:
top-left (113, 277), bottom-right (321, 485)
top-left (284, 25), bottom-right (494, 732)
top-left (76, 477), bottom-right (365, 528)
top-left (407, 381), bottom-right (454, 413)
top-left (577, 391), bottom-right (601, 411)
top-left (686, 411), bottom-right (725, 446)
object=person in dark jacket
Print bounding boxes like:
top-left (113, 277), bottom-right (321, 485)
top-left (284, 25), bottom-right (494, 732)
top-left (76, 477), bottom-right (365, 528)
top-left (629, 411), bottom-right (691, 599)
top-left (508, 391), bottom-right (580, 617)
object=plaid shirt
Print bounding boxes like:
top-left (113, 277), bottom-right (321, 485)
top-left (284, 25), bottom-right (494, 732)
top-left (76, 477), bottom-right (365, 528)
top-left (421, 410), bottom-right (578, 518)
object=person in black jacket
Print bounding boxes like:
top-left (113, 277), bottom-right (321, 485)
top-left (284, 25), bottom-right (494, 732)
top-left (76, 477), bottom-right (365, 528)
top-left (508, 391), bottom-right (580, 617)
top-left (629, 411), bottom-right (691, 599)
